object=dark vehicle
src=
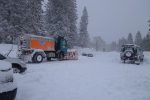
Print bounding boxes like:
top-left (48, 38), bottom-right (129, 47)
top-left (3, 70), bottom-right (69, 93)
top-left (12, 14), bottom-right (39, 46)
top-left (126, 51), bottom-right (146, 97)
top-left (82, 52), bottom-right (94, 57)
top-left (82, 52), bottom-right (88, 56)
top-left (0, 61), bottom-right (17, 100)
top-left (87, 53), bottom-right (94, 57)
top-left (0, 53), bottom-right (27, 73)
top-left (120, 44), bottom-right (144, 65)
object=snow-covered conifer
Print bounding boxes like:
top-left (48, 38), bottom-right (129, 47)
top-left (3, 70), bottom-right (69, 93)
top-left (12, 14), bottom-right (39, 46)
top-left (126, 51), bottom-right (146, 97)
top-left (79, 7), bottom-right (89, 48)
top-left (25, 0), bottom-right (44, 35)
top-left (45, 0), bottom-right (77, 48)
top-left (127, 33), bottom-right (134, 44)
top-left (135, 31), bottom-right (142, 46)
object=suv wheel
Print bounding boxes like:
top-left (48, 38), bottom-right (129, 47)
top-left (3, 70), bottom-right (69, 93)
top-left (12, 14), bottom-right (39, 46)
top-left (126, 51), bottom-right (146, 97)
top-left (135, 62), bottom-right (140, 65)
top-left (47, 57), bottom-right (51, 61)
top-left (58, 52), bottom-right (64, 61)
top-left (123, 60), bottom-right (126, 63)
top-left (135, 58), bottom-right (140, 65)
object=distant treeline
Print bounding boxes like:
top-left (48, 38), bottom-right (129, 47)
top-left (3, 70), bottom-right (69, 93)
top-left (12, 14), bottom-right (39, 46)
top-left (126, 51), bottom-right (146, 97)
top-left (92, 31), bottom-right (150, 52)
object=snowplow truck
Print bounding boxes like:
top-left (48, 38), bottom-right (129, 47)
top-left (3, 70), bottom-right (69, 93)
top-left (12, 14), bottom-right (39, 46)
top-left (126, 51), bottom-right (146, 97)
top-left (18, 34), bottom-right (78, 63)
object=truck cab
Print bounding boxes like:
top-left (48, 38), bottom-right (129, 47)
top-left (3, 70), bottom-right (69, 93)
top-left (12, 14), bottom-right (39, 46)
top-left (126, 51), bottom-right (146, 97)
top-left (55, 36), bottom-right (68, 54)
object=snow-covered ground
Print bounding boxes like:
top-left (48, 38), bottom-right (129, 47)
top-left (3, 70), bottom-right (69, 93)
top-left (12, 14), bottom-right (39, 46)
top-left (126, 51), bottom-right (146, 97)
top-left (0, 44), bottom-right (150, 100)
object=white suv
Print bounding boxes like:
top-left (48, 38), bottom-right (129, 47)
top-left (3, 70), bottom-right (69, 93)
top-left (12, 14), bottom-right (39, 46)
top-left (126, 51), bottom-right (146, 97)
top-left (0, 60), bottom-right (17, 100)
top-left (0, 53), bottom-right (26, 73)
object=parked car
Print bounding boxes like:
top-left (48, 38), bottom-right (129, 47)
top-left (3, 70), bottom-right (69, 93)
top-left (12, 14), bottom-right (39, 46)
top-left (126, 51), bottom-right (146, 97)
top-left (82, 52), bottom-right (94, 57)
top-left (82, 52), bottom-right (88, 56)
top-left (87, 53), bottom-right (94, 57)
top-left (0, 60), bottom-right (17, 100)
top-left (0, 53), bottom-right (27, 73)
top-left (120, 44), bottom-right (144, 65)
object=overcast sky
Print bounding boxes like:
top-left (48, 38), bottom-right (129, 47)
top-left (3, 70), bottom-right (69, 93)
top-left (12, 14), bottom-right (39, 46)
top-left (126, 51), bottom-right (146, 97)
top-left (77, 0), bottom-right (150, 43)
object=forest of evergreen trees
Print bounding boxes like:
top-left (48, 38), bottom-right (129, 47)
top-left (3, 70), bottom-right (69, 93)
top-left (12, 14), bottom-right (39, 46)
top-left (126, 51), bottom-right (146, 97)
top-left (108, 31), bottom-right (150, 51)
top-left (0, 0), bottom-right (90, 48)
top-left (0, 0), bottom-right (149, 51)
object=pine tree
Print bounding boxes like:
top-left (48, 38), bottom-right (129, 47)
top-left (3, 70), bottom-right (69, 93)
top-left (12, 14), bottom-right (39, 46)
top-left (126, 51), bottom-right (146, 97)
top-left (142, 32), bottom-right (150, 51)
top-left (118, 37), bottom-right (127, 51)
top-left (45, 0), bottom-right (77, 48)
top-left (79, 7), bottom-right (89, 48)
top-left (93, 36), bottom-right (106, 51)
top-left (127, 33), bottom-right (134, 44)
top-left (110, 41), bottom-right (117, 51)
top-left (135, 31), bottom-right (142, 46)
top-left (0, 0), bottom-right (27, 43)
top-left (0, 0), bottom-right (44, 43)
top-left (46, 0), bottom-right (72, 37)
top-left (141, 20), bottom-right (150, 51)
top-left (45, 0), bottom-right (66, 37)
top-left (0, 10), bottom-right (10, 43)
top-left (65, 0), bottom-right (78, 47)
top-left (25, 0), bottom-right (44, 35)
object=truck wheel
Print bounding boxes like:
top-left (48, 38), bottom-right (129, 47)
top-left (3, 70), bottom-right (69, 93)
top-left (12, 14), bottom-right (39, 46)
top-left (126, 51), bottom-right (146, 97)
top-left (33, 53), bottom-right (43, 63)
top-left (58, 52), bottom-right (64, 61)
top-left (47, 57), bottom-right (51, 61)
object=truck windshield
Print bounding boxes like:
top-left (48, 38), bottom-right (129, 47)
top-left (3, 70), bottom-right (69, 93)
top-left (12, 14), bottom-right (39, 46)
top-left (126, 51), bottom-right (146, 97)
top-left (61, 40), bottom-right (67, 48)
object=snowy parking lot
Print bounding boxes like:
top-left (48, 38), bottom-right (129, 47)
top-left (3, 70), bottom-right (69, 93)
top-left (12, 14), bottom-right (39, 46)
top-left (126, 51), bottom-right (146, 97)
top-left (0, 44), bottom-right (150, 100)
top-left (14, 52), bottom-right (150, 100)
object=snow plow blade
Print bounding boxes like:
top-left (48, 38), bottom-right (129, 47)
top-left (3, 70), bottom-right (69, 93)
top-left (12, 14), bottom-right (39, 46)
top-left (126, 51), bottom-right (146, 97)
top-left (64, 49), bottom-right (78, 60)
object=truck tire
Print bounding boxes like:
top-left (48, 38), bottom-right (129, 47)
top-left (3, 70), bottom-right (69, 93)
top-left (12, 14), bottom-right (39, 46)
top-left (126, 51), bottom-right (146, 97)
top-left (58, 52), bottom-right (64, 61)
top-left (32, 53), bottom-right (43, 63)
top-left (47, 57), bottom-right (51, 61)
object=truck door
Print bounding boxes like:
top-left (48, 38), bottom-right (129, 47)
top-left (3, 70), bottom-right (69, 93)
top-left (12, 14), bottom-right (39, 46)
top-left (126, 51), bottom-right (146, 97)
top-left (56, 36), bottom-right (67, 53)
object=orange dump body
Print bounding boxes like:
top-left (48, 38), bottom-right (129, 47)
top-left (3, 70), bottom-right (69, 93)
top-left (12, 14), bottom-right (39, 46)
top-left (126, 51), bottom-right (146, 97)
top-left (30, 37), bottom-right (55, 51)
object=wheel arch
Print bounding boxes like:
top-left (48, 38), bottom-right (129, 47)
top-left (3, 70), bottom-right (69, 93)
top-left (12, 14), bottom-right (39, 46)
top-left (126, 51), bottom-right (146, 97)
top-left (12, 63), bottom-right (22, 73)
top-left (12, 63), bottom-right (22, 69)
